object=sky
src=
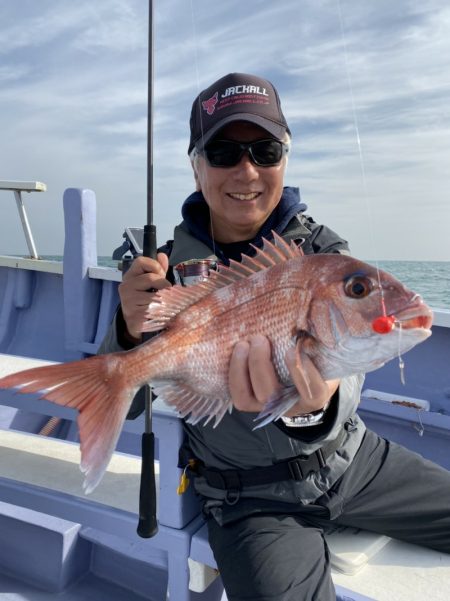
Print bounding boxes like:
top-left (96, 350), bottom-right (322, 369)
top-left (0, 0), bottom-right (449, 261)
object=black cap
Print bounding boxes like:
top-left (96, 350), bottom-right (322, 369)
top-left (188, 72), bottom-right (290, 153)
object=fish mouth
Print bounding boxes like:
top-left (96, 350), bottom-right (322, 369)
top-left (394, 296), bottom-right (433, 331)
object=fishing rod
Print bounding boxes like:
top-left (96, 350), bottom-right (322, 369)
top-left (137, 0), bottom-right (158, 539)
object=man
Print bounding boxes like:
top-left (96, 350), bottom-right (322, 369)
top-left (99, 73), bottom-right (450, 601)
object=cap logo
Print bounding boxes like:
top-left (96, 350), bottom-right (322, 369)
top-left (221, 85), bottom-right (269, 98)
top-left (202, 92), bottom-right (218, 115)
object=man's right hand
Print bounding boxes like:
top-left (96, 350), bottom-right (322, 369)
top-left (119, 253), bottom-right (171, 342)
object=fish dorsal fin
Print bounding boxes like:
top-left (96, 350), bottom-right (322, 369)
top-left (246, 232), bottom-right (303, 270)
top-left (142, 232), bottom-right (304, 333)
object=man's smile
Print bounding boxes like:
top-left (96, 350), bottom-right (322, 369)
top-left (227, 192), bottom-right (261, 201)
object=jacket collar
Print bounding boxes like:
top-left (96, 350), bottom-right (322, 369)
top-left (176, 186), bottom-right (307, 264)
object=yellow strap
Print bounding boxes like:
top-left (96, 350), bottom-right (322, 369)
top-left (177, 471), bottom-right (190, 494)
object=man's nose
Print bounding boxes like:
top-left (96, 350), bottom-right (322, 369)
top-left (233, 152), bottom-right (259, 177)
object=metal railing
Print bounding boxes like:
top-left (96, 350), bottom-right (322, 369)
top-left (0, 180), bottom-right (47, 259)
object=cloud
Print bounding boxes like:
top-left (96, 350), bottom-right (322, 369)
top-left (0, 0), bottom-right (449, 261)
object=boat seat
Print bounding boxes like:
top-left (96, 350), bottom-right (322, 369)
top-left (0, 429), bottom-right (144, 514)
top-left (332, 535), bottom-right (450, 600)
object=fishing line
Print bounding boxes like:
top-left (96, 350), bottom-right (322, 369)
top-left (397, 321), bottom-right (406, 385)
top-left (188, 0), bottom-right (217, 259)
top-left (415, 407), bottom-right (425, 437)
top-left (336, 1), bottom-right (409, 381)
top-left (336, 1), bottom-right (385, 300)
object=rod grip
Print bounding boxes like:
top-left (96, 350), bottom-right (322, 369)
top-left (143, 224), bottom-right (157, 260)
top-left (137, 431), bottom-right (159, 538)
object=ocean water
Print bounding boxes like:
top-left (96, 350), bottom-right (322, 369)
top-left (44, 256), bottom-right (450, 309)
top-left (368, 261), bottom-right (450, 310)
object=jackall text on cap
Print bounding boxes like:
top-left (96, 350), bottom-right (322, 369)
top-left (188, 72), bottom-right (290, 153)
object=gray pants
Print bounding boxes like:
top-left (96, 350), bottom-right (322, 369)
top-left (206, 430), bottom-right (450, 601)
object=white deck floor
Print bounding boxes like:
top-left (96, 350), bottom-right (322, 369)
top-left (331, 533), bottom-right (450, 600)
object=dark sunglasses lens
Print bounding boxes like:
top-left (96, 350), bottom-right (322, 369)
top-left (205, 141), bottom-right (242, 167)
top-left (251, 140), bottom-right (284, 165)
top-left (203, 139), bottom-right (285, 167)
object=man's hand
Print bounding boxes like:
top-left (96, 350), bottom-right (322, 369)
top-left (228, 334), bottom-right (339, 417)
top-left (119, 253), bottom-right (171, 342)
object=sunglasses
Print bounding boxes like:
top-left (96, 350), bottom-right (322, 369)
top-left (200, 139), bottom-right (288, 168)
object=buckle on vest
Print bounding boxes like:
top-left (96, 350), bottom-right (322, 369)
top-left (204, 468), bottom-right (242, 497)
top-left (287, 450), bottom-right (327, 481)
top-left (287, 457), bottom-right (307, 480)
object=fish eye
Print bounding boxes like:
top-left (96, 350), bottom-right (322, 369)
top-left (344, 275), bottom-right (373, 299)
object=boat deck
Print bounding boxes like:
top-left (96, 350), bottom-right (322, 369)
top-left (0, 572), bottom-right (150, 601)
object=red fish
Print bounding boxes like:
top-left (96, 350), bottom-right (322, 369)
top-left (0, 234), bottom-right (433, 492)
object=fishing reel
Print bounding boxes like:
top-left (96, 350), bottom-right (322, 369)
top-left (174, 259), bottom-right (218, 287)
top-left (112, 227), bottom-right (218, 285)
top-left (112, 227), bottom-right (145, 273)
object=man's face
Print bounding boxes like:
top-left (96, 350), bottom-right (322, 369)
top-left (193, 122), bottom-right (287, 243)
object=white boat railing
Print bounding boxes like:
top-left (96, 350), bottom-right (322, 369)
top-left (0, 180), bottom-right (47, 260)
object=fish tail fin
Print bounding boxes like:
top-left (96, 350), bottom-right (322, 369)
top-left (0, 351), bottom-right (144, 493)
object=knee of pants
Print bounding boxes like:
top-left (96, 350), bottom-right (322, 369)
top-left (207, 514), bottom-right (336, 601)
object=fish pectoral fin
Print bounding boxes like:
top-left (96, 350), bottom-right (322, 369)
top-left (143, 283), bottom-right (219, 330)
top-left (0, 354), bottom-right (139, 494)
top-left (307, 302), bottom-right (345, 349)
top-left (152, 381), bottom-right (231, 427)
top-left (290, 336), bottom-right (314, 400)
top-left (253, 386), bottom-right (300, 428)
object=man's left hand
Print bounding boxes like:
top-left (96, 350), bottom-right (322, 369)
top-left (228, 334), bottom-right (339, 417)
